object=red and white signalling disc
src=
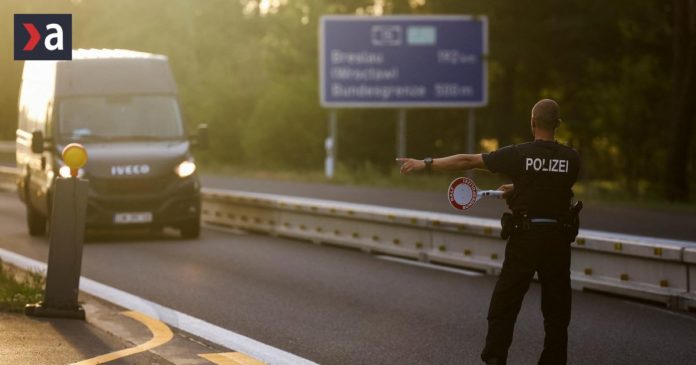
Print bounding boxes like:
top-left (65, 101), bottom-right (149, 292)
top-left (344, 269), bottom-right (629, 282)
top-left (448, 177), bottom-right (478, 211)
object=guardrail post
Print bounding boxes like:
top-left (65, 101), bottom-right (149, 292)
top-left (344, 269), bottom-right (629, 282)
top-left (26, 144), bottom-right (88, 319)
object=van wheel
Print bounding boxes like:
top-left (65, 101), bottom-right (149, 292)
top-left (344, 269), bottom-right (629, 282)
top-left (27, 203), bottom-right (47, 236)
top-left (179, 218), bottom-right (200, 239)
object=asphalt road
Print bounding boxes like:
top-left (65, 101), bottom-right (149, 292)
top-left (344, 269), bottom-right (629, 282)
top-left (201, 175), bottom-right (696, 242)
top-left (1, 192), bottom-right (695, 364)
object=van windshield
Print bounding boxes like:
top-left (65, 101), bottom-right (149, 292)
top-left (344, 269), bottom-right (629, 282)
top-left (58, 95), bottom-right (184, 142)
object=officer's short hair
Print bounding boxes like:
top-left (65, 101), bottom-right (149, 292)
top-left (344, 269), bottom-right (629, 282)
top-left (532, 99), bottom-right (561, 130)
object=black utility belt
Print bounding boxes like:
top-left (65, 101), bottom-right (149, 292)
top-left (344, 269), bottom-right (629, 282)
top-left (500, 203), bottom-right (582, 241)
top-left (500, 213), bottom-right (560, 236)
top-left (528, 217), bottom-right (560, 224)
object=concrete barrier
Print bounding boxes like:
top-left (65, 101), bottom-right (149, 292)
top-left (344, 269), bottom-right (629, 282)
top-left (683, 248), bottom-right (696, 310)
top-left (0, 166), bottom-right (18, 191)
top-left (201, 188), bottom-right (696, 308)
top-left (2, 170), bottom-right (695, 309)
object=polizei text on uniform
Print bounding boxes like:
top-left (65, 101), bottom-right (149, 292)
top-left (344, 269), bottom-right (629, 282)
top-left (525, 158), bottom-right (570, 173)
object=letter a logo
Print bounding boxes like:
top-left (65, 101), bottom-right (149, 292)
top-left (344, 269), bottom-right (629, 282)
top-left (14, 14), bottom-right (72, 60)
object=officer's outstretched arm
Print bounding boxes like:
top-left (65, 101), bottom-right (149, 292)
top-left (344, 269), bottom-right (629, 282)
top-left (432, 154), bottom-right (486, 172)
top-left (397, 154), bottom-right (485, 175)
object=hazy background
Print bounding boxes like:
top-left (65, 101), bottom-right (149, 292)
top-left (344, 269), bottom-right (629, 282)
top-left (0, 0), bottom-right (693, 202)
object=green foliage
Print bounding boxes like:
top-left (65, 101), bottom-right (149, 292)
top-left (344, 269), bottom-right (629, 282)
top-left (0, 0), bottom-right (689, 200)
top-left (0, 262), bottom-right (44, 312)
top-left (241, 78), bottom-right (325, 168)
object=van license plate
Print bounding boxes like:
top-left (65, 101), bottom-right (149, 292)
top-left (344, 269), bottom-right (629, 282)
top-left (113, 212), bottom-right (153, 224)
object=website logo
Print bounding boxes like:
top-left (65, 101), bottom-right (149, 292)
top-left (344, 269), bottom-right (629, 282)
top-left (14, 14), bottom-right (72, 60)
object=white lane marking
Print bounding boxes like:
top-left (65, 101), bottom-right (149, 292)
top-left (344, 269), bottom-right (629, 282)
top-left (0, 248), bottom-right (317, 365)
top-left (375, 255), bottom-right (483, 276)
top-left (623, 300), bottom-right (696, 323)
top-left (203, 223), bottom-right (248, 236)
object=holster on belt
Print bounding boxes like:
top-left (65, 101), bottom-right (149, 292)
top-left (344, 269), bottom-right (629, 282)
top-left (500, 212), bottom-right (530, 240)
top-left (500, 212), bottom-right (513, 240)
top-left (560, 200), bottom-right (583, 242)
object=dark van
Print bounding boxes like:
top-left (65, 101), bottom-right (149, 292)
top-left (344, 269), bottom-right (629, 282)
top-left (16, 49), bottom-right (207, 238)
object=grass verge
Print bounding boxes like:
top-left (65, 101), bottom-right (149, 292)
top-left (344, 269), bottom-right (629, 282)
top-left (0, 261), bottom-right (44, 312)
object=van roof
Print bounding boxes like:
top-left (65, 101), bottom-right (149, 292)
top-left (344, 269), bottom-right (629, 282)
top-left (50, 49), bottom-right (177, 97)
top-left (71, 48), bottom-right (168, 61)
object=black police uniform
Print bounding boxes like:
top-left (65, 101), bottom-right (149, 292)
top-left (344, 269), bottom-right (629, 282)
top-left (480, 139), bottom-right (580, 365)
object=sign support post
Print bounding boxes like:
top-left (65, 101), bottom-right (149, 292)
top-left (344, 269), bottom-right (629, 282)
top-left (467, 108), bottom-right (476, 154)
top-left (466, 108), bottom-right (476, 177)
top-left (325, 110), bottom-right (337, 179)
top-left (397, 109), bottom-right (407, 158)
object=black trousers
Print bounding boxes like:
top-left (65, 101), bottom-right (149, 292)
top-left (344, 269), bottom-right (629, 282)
top-left (481, 225), bottom-right (572, 365)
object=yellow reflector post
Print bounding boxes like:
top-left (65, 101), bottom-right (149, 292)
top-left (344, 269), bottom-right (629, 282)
top-left (62, 143), bottom-right (87, 177)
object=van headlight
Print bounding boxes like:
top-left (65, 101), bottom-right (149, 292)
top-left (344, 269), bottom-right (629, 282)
top-left (59, 165), bottom-right (85, 178)
top-left (175, 160), bottom-right (196, 178)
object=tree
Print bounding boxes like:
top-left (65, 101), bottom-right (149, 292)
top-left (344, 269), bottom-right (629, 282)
top-left (666, 0), bottom-right (696, 201)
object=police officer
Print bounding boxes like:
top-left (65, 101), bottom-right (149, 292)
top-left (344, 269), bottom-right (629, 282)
top-left (398, 99), bottom-right (580, 365)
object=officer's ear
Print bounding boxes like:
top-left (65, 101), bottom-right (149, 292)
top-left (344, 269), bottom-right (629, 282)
top-left (555, 118), bottom-right (562, 129)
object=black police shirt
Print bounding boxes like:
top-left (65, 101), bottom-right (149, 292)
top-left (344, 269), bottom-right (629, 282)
top-left (482, 140), bottom-right (580, 217)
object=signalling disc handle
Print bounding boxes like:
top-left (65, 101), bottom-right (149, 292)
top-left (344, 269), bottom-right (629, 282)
top-left (477, 190), bottom-right (504, 199)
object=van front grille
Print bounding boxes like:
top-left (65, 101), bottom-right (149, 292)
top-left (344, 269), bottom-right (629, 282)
top-left (89, 176), bottom-right (173, 195)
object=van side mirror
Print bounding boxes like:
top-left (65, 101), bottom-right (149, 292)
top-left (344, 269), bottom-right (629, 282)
top-left (195, 124), bottom-right (208, 150)
top-left (31, 131), bottom-right (44, 154)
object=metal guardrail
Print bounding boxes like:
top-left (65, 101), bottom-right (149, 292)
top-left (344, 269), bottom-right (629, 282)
top-left (0, 141), bottom-right (15, 154)
top-left (0, 166), bottom-right (18, 191)
top-left (0, 167), bottom-right (694, 310)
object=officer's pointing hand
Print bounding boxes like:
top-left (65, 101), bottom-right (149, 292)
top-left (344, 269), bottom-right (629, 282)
top-left (396, 158), bottom-right (426, 175)
top-left (497, 184), bottom-right (514, 199)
